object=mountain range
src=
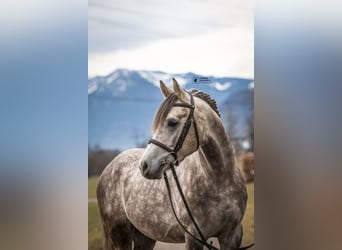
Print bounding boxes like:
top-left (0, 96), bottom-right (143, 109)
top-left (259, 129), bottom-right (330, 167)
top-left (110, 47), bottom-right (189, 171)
top-left (88, 69), bottom-right (254, 150)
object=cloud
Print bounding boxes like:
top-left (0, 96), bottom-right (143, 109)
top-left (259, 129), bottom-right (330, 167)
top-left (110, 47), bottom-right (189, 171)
top-left (213, 81), bottom-right (232, 91)
top-left (89, 27), bottom-right (253, 78)
top-left (88, 0), bottom-right (253, 54)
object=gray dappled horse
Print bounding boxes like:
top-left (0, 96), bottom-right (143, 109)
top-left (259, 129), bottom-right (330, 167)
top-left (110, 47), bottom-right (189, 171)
top-left (97, 79), bottom-right (247, 250)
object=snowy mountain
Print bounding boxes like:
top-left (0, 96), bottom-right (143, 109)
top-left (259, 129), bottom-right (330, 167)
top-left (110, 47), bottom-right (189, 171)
top-left (88, 69), bottom-right (253, 149)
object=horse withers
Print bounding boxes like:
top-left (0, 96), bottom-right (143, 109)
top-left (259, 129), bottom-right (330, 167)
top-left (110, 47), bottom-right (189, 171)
top-left (96, 79), bottom-right (247, 250)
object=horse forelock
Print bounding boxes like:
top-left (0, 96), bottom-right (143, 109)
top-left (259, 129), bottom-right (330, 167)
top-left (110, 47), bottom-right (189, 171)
top-left (152, 93), bottom-right (178, 132)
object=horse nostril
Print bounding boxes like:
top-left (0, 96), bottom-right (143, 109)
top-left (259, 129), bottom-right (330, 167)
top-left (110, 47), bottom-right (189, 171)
top-left (141, 161), bottom-right (149, 174)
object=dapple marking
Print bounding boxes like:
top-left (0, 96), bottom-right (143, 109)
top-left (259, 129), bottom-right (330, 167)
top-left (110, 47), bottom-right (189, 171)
top-left (97, 79), bottom-right (247, 250)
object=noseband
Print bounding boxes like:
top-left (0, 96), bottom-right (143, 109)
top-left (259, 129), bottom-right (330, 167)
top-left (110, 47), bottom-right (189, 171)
top-left (149, 90), bottom-right (200, 165)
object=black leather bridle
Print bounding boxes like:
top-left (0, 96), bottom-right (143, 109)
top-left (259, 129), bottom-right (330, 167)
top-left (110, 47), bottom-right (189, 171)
top-left (148, 90), bottom-right (254, 250)
top-left (149, 90), bottom-right (200, 166)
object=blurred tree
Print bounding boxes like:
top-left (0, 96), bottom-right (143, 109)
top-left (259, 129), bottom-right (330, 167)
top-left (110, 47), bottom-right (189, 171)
top-left (88, 145), bottom-right (121, 177)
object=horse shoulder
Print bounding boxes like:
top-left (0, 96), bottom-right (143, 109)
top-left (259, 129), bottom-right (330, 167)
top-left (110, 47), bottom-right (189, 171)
top-left (96, 148), bottom-right (145, 217)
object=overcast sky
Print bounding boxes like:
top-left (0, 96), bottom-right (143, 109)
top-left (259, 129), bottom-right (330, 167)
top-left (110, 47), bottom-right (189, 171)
top-left (88, 0), bottom-right (253, 78)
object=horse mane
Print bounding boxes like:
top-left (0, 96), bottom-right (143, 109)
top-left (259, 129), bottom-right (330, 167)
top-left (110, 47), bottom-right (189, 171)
top-left (189, 89), bottom-right (221, 117)
top-left (152, 89), bottom-right (220, 132)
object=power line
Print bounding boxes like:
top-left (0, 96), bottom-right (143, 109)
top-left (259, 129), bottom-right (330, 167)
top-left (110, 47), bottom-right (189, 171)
top-left (89, 2), bottom-right (219, 27)
top-left (89, 16), bottom-right (170, 37)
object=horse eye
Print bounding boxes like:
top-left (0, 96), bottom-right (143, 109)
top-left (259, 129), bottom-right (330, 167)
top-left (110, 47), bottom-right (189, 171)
top-left (167, 119), bottom-right (178, 128)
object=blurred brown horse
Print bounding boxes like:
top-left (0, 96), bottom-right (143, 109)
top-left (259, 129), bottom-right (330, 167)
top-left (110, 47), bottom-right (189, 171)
top-left (97, 79), bottom-right (247, 250)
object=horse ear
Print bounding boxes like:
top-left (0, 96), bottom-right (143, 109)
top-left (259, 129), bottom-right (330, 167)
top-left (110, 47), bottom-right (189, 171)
top-left (172, 78), bottom-right (186, 101)
top-left (159, 80), bottom-right (173, 98)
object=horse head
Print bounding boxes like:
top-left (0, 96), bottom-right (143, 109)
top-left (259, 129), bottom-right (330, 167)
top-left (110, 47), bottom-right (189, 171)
top-left (139, 78), bottom-right (203, 179)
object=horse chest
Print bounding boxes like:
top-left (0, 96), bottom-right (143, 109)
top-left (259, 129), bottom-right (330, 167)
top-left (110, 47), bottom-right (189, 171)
top-left (124, 192), bottom-right (185, 242)
top-left (124, 179), bottom-right (235, 241)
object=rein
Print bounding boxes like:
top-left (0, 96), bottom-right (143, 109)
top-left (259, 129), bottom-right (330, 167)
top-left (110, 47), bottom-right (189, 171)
top-left (164, 166), bottom-right (254, 250)
top-left (149, 90), bottom-right (254, 250)
top-left (164, 165), bottom-right (218, 250)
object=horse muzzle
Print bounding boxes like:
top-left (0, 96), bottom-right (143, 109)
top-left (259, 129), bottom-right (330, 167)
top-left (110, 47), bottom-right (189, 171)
top-left (139, 160), bottom-right (171, 180)
top-left (139, 160), bottom-right (160, 179)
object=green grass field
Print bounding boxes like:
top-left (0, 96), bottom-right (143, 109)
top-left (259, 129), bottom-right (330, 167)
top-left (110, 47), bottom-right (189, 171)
top-left (88, 177), bottom-right (254, 250)
top-left (89, 177), bottom-right (102, 250)
top-left (241, 182), bottom-right (254, 247)
top-left (89, 176), bottom-right (98, 199)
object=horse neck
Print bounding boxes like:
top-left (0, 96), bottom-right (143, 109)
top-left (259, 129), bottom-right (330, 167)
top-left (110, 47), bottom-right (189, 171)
top-left (198, 110), bottom-right (238, 184)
